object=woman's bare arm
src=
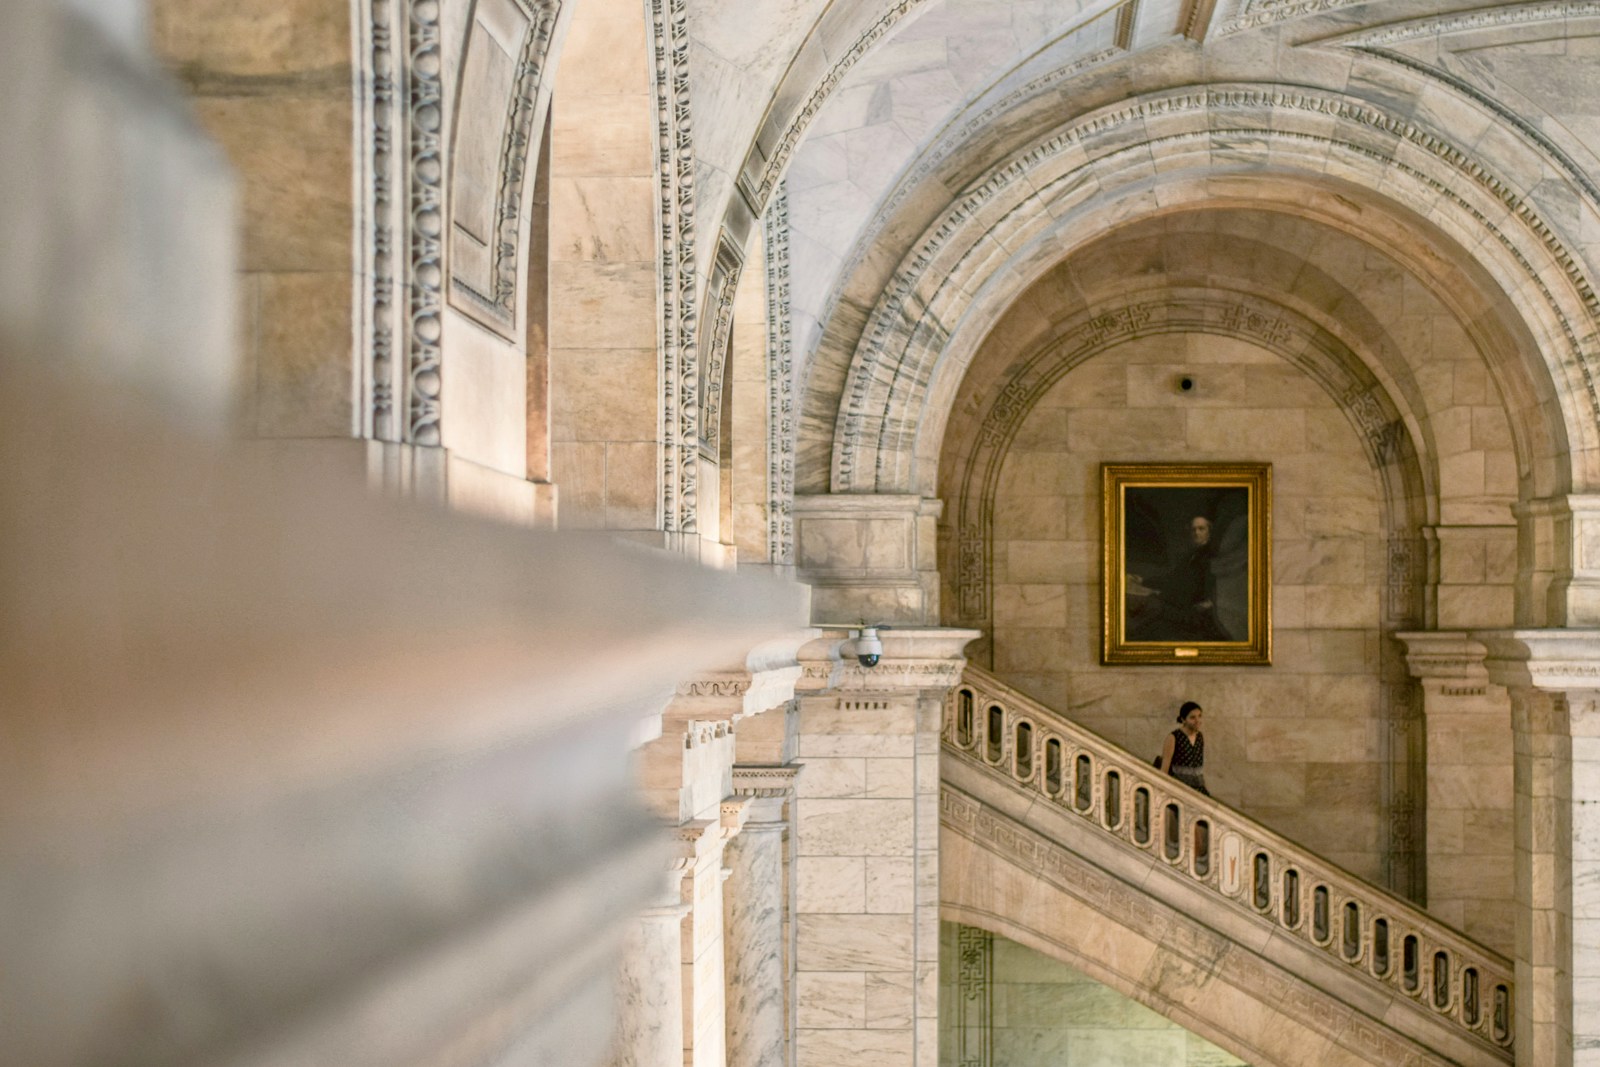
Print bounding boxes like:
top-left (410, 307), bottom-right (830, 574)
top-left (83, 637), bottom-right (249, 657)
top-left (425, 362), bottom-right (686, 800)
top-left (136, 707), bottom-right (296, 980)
top-left (1158, 731), bottom-right (1175, 772)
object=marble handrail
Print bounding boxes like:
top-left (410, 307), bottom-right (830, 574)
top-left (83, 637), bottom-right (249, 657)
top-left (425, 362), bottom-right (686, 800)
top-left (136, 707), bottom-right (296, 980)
top-left (943, 665), bottom-right (1515, 1056)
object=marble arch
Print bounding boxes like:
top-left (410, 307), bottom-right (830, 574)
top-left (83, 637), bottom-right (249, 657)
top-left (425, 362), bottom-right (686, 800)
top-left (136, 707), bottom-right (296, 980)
top-left (936, 287), bottom-right (1428, 631)
top-left (802, 83), bottom-right (1600, 506)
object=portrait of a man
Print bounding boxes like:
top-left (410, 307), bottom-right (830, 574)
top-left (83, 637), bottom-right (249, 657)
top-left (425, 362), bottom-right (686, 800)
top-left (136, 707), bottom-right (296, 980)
top-left (1102, 464), bottom-right (1271, 665)
top-left (1124, 491), bottom-right (1248, 642)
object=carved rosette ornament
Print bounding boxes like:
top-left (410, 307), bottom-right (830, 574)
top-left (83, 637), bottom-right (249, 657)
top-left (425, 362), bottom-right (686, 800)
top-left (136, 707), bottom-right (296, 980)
top-left (405, 0), bottom-right (445, 446)
top-left (651, 0), bottom-right (700, 534)
top-left (765, 188), bottom-right (795, 566)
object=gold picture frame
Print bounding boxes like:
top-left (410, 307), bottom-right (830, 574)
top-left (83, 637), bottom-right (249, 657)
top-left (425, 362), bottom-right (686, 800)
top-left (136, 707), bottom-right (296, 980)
top-left (1101, 463), bottom-right (1272, 666)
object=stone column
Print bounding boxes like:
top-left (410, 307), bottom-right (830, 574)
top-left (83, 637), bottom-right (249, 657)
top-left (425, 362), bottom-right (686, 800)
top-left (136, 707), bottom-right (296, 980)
top-left (614, 899), bottom-right (693, 1067)
top-left (791, 628), bottom-right (978, 1067)
top-left (724, 773), bottom-right (797, 1067)
top-left (1395, 632), bottom-right (1514, 952)
top-left (1480, 630), bottom-right (1600, 1067)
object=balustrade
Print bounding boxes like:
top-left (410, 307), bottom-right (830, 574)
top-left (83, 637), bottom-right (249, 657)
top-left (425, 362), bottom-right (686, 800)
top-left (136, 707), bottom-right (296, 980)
top-left (943, 666), bottom-right (1514, 1055)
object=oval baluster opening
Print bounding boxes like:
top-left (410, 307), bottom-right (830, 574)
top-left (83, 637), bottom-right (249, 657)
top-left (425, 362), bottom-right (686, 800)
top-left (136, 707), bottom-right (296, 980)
top-left (1372, 918), bottom-right (1390, 977)
top-left (985, 705), bottom-right (1004, 763)
top-left (1312, 886), bottom-right (1330, 943)
top-left (1341, 902), bottom-right (1361, 961)
top-left (1433, 951), bottom-right (1450, 1010)
top-left (1402, 935), bottom-right (1419, 993)
top-left (1074, 754), bottom-right (1094, 812)
top-left (1493, 984), bottom-right (1511, 1044)
top-left (1281, 869), bottom-right (1299, 928)
top-left (1192, 819), bottom-right (1211, 877)
top-left (1462, 968), bottom-right (1479, 1027)
top-left (1133, 788), bottom-right (1151, 845)
top-left (1163, 803), bottom-right (1182, 861)
top-left (957, 689), bottom-right (974, 747)
top-left (1014, 721), bottom-right (1033, 778)
top-left (1252, 853), bottom-right (1270, 911)
top-left (1044, 738), bottom-right (1062, 795)
top-left (1104, 770), bottom-right (1122, 829)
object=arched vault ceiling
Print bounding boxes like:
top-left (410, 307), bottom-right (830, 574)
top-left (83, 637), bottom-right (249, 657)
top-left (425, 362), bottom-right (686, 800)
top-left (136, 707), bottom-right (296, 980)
top-left (693, 0), bottom-right (1600, 498)
top-left (788, 68), bottom-right (1600, 498)
top-left (933, 209), bottom-right (1532, 525)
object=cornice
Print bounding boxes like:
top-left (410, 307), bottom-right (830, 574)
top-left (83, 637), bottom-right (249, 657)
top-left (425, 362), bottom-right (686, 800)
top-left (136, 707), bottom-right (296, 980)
top-left (731, 763), bottom-right (802, 799)
top-left (1312, 2), bottom-right (1600, 48)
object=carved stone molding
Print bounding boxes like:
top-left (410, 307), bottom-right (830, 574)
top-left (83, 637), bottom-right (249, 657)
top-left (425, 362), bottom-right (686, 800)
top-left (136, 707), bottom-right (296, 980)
top-left (671, 817), bottom-right (719, 874)
top-left (765, 187), bottom-right (795, 566)
top-left (829, 85), bottom-right (1600, 494)
top-left (684, 720), bottom-right (733, 749)
top-left (731, 763), bottom-right (801, 799)
top-left (720, 796), bottom-right (752, 839)
top-left (1478, 629), bottom-right (1600, 694)
top-left (360, 0), bottom-right (402, 439)
top-left (1315, 2), bottom-right (1600, 48)
top-left (953, 924), bottom-right (993, 1067)
top-left (832, 660), bottom-right (966, 692)
top-left (404, 0), bottom-right (445, 446)
top-left (1311, 6), bottom-right (1600, 220)
top-left (1218, 0), bottom-right (1363, 35)
top-left (1394, 632), bottom-right (1491, 686)
top-left (699, 234), bottom-right (744, 458)
top-left (446, 0), bottom-right (560, 338)
top-left (650, 0), bottom-right (699, 534)
top-left (676, 676), bottom-right (753, 698)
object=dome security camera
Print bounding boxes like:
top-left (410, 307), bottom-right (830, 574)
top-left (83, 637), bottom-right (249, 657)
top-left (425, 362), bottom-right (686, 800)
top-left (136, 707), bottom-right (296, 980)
top-left (854, 626), bottom-right (884, 668)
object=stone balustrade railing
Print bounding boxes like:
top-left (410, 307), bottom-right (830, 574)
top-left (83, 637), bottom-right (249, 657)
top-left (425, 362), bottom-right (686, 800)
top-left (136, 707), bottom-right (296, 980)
top-left (944, 666), bottom-right (1514, 1057)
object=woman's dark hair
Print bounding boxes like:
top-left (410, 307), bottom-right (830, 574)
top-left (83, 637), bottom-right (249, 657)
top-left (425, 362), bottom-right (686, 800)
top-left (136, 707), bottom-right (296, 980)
top-left (1177, 701), bottom-right (1202, 723)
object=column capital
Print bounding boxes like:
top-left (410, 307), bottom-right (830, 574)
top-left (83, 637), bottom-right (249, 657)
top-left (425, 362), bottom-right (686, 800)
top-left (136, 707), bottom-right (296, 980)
top-left (730, 762), bottom-right (800, 798)
top-left (798, 627), bottom-right (981, 695)
top-left (1393, 630), bottom-right (1489, 681)
top-left (1475, 628), bottom-right (1600, 694)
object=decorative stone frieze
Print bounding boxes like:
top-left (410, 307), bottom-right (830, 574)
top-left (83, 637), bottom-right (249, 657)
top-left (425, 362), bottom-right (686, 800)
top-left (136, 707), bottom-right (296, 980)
top-left (732, 764), bottom-right (801, 801)
top-left (764, 187), bottom-right (795, 568)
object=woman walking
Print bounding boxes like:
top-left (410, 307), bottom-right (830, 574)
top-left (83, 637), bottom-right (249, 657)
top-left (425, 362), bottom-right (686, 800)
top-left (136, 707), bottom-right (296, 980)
top-left (1157, 701), bottom-right (1209, 796)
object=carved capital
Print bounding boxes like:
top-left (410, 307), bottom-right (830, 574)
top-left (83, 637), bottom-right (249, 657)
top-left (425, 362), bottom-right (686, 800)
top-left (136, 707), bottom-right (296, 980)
top-left (731, 763), bottom-right (801, 799)
top-left (1393, 631), bottom-right (1490, 685)
top-left (1477, 629), bottom-right (1600, 696)
top-left (800, 628), bottom-right (981, 696)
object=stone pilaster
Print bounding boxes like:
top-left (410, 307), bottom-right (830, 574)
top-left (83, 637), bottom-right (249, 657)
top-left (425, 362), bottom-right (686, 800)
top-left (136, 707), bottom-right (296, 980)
top-left (1395, 631), bottom-right (1515, 952)
top-left (791, 628), bottom-right (978, 1067)
top-left (1515, 496), bottom-right (1600, 628)
top-left (725, 768), bottom-right (800, 1067)
top-left (1480, 630), bottom-right (1600, 1067)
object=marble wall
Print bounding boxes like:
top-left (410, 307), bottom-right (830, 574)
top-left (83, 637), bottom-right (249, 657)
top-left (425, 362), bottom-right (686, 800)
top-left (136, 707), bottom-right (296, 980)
top-left (978, 331), bottom-right (1390, 880)
top-left (937, 924), bottom-right (1245, 1067)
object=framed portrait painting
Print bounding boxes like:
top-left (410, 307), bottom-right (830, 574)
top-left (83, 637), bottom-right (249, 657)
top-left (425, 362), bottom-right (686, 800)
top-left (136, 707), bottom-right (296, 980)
top-left (1101, 463), bottom-right (1272, 666)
